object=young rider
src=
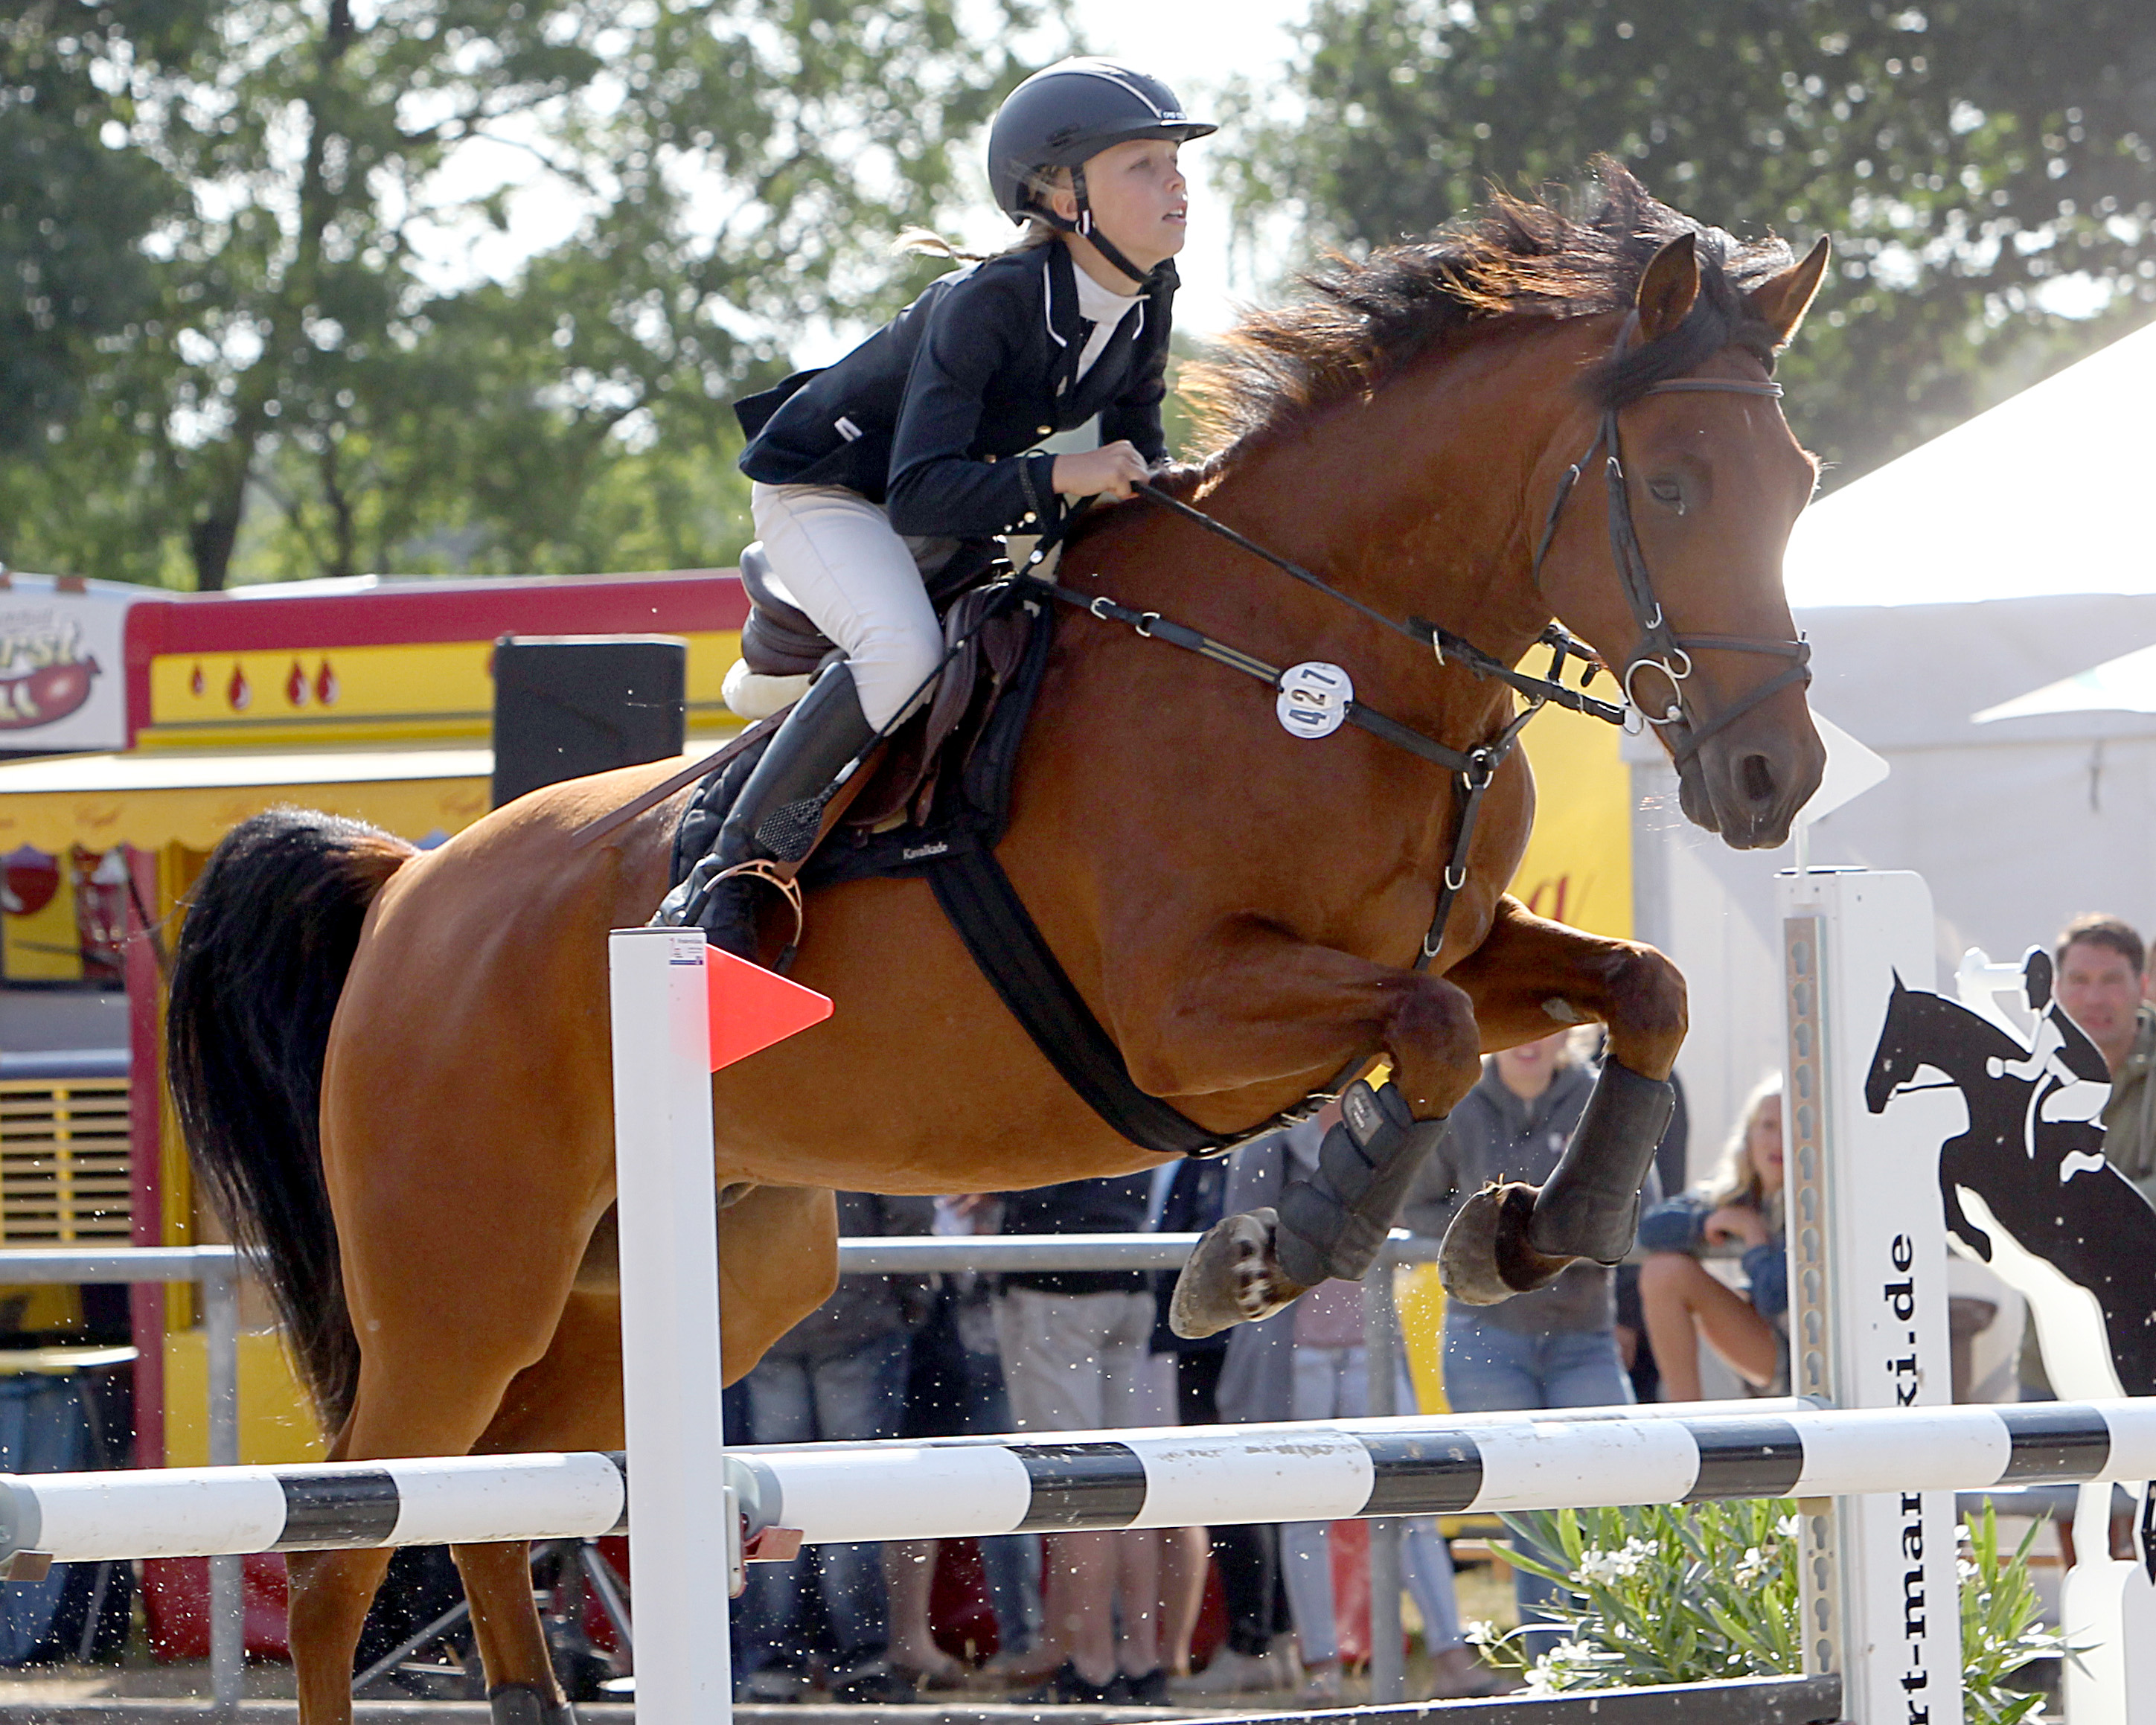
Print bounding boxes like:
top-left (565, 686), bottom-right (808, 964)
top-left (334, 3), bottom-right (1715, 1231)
top-left (669, 58), bottom-right (1214, 958)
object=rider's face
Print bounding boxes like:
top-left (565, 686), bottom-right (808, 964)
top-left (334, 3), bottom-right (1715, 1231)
top-left (2055, 939), bottom-right (2144, 1071)
top-left (1055, 139), bottom-right (1187, 275)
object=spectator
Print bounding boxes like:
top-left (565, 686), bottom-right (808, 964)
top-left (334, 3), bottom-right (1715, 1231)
top-left (2052, 913), bottom-right (2156, 1204)
top-left (883, 1195), bottom-right (1045, 1687)
top-left (1148, 1156), bottom-right (1296, 1697)
top-left (997, 1173), bottom-right (1170, 1705)
top-left (1637, 1076), bottom-right (1788, 1403)
top-left (1616, 1073), bottom-right (1689, 1404)
top-left (1418, 1029), bottom-right (1645, 1657)
top-left (735, 1190), bottom-right (934, 1704)
top-left (1221, 1113), bottom-right (1491, 1703)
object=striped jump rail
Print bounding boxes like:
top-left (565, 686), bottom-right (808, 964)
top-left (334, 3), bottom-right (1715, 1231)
top-left (1, 1398), bottom-right (2146, 1566)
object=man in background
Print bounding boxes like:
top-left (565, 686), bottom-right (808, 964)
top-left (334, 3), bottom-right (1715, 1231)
top-left (2052, 913), bottom-right (2156, 1204)
top-left (997, 1174), bottom-right (1169, 1705)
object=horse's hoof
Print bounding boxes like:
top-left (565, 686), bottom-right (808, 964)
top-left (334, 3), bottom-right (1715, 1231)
top-left (1170, 1207), bottom-right (1306, 1339)
top-left (1438, 1182), bottom-right (1574, 1306)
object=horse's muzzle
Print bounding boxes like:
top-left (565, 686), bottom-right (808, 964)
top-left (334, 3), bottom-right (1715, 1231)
top-left (1675, 704), bottom-right (1826, 850)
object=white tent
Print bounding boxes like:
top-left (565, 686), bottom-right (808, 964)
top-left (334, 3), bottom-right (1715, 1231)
top-left (1975, 640), bottom-right (2156, 723)
top-left (1781, 317), bottom-right (2156, 609)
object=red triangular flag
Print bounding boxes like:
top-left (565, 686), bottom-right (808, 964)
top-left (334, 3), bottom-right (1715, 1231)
top-left (706, 946), bottom-right (833, 1071)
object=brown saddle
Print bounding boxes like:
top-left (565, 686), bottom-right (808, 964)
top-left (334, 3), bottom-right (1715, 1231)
top-left (734, 537), bottom-right (1032, 833)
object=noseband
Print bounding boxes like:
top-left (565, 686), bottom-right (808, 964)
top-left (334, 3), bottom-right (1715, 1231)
top-left (1529, 316), bottom-right (1812, 764)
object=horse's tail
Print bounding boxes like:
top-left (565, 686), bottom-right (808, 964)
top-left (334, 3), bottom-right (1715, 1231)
top-left (166, 807), bottom-right (418, 1433)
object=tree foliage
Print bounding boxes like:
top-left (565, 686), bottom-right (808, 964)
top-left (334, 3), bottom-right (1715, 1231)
top-left (0, 0), bottom-right (210, 455)
top-left (1, 0), bottom-right (1049, 587)
top-left (1218, 0), bottom-right (2156, 484)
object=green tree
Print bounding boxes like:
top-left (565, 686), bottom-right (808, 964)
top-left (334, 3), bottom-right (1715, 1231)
top-left (3, 0), bottom-right (1050, 588)
top-left (1220, 0), bottom-right (2156, 484)
top-left (0, 0), bottom-right (208, 455)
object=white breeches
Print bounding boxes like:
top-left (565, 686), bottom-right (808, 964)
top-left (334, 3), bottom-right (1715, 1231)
top-left (749, 482), bottom-right (946, 731)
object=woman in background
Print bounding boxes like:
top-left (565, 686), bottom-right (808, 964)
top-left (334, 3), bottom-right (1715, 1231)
top-left (1637, 1075), bottom-right (1788, 1402)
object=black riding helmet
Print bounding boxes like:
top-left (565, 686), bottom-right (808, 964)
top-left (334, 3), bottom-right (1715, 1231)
top-left (986, 58), bottom-right (1216, 286)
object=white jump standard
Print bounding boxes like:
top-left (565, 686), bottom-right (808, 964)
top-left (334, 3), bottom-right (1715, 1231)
top-left (0, 1400), bottom-right (2149, 1566)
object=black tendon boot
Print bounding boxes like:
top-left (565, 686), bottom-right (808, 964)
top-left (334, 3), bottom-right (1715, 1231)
top-left (1169, 1081), bottom-right (1448, 1340)
top-left (487, 1683), bottom-right (576, 1725)
top-left (662, 662), bottom-right (876, 962)
top-left (1438, 1057), bottom-right (1675, 1307)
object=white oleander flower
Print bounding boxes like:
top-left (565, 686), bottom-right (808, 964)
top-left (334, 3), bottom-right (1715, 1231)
top-left (1958, 1557), bottom-right (1981, 1582)
top-left (1574, 1549), bottom-right (1620, 1584)
top-left (1776, 1513), bottom-right (1802, 1540)
top-left (1734, 1545), bottom-right (1773, 1587)
top-left (1576, 1536), bottom-right (1656, 1584)
top-left (1462, 1619), bottom-right (1500, 1649)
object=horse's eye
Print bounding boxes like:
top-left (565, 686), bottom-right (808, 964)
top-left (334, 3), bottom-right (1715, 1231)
top-left (1648, 478), bottom-right (1686, 515)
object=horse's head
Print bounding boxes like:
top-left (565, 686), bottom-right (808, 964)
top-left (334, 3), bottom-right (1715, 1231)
top-left (1864, 971), bottom-right (1926, 1115)
top-left (1168, 167), bottom-right (1828, 848)
top-left (1532, 226), bottom-right (1830, 849)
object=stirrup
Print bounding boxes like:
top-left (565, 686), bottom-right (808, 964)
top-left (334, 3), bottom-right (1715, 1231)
top-left (714, 858), bottom-right (806, 965)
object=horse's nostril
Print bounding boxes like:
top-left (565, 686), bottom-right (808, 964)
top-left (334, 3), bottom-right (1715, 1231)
top-left (1740, 752), bottom-right (1776, 807)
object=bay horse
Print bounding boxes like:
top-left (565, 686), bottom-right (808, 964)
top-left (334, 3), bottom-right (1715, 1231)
top-left (167, 166), bottom-right (1829, 1724)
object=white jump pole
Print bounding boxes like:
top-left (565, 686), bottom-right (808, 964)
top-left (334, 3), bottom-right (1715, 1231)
top-left (1780, 868), bottom-right (1964, 1724)
top-left (7, 1401), bottom-right (2156, 1561)
top-left (610, 927), bottom-right (730, 1722)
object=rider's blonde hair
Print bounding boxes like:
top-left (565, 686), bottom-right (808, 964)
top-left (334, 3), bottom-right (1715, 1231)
top-left (895, 166), bottom-right (1068, 264)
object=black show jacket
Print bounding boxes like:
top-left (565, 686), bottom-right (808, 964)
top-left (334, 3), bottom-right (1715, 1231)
top-left (735, 243), bottom-right (1174, 540)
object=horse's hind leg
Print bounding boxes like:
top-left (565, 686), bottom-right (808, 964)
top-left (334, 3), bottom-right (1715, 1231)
top-left (450, 1293), bottom-right (633, 1725)
top-left (286, 1380), bottom-right (530, 1725)
top-left (440, 1191), bottom-right (837, 1714)
top-left (287, 1548), bottom-right (400, 1725)
top-left (1436, 893), bottom-right (1686, 1304)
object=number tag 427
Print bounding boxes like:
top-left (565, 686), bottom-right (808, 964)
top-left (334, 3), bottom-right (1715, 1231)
top-left (1276, 661), bottom-right (1354, 740)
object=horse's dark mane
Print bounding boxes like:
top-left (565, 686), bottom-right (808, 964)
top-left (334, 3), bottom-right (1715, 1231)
top-left (1176, 159), bottom-right (1798, 464)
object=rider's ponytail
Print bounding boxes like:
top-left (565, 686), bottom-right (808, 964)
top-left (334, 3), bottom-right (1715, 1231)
top-left (895, 167), bottom-right (1066, 265)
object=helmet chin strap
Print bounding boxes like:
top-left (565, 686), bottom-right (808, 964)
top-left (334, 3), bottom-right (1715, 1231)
top-left (1035, 161), bottom-right (1156, 289)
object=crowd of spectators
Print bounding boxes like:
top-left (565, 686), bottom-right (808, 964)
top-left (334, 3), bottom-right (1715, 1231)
top-left (731, 909), bottom-right (2156, 1702)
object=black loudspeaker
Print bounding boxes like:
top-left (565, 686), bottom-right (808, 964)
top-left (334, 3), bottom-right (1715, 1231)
top-left (490, 635), bottom-right (687, 809)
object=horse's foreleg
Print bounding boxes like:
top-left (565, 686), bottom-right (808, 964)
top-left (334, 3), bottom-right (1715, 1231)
top-left (1437, 894), bottom-right (1686, 1306)
top-left (1130, 922), bottom-right (1484, 1339)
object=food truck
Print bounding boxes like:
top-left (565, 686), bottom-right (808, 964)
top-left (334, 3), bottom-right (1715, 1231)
top-left (0, 572), bottom-right (746, 1441)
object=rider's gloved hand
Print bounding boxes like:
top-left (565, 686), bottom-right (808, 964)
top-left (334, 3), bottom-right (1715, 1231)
top-left (1051, 441), bottom-right (1152, 501)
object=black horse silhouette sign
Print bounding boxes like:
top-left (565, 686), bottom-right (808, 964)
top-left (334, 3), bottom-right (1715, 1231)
top-left (1864, 949), bottom-right (2156, 1403)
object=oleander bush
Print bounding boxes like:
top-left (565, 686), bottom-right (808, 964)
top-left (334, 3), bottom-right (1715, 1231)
top-left (1468, 1499), bottom-right (2070, 1724)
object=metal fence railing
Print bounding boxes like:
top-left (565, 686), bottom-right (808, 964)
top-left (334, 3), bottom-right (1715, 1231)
top-left (0, 1244), bottom-right (240, 1702)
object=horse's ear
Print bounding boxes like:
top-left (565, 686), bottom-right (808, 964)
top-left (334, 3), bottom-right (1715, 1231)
top-left (1746, 235), bottom-right (1832, 348)
top-left (1634, 231), bottom-right (1699, 342)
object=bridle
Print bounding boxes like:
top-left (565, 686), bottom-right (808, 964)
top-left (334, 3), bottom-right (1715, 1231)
top-left (1530, 313), bottom-right (1811, 764)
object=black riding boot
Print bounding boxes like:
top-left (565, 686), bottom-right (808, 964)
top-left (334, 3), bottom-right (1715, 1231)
top-left (665, 662), bottom-right (876, 961)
